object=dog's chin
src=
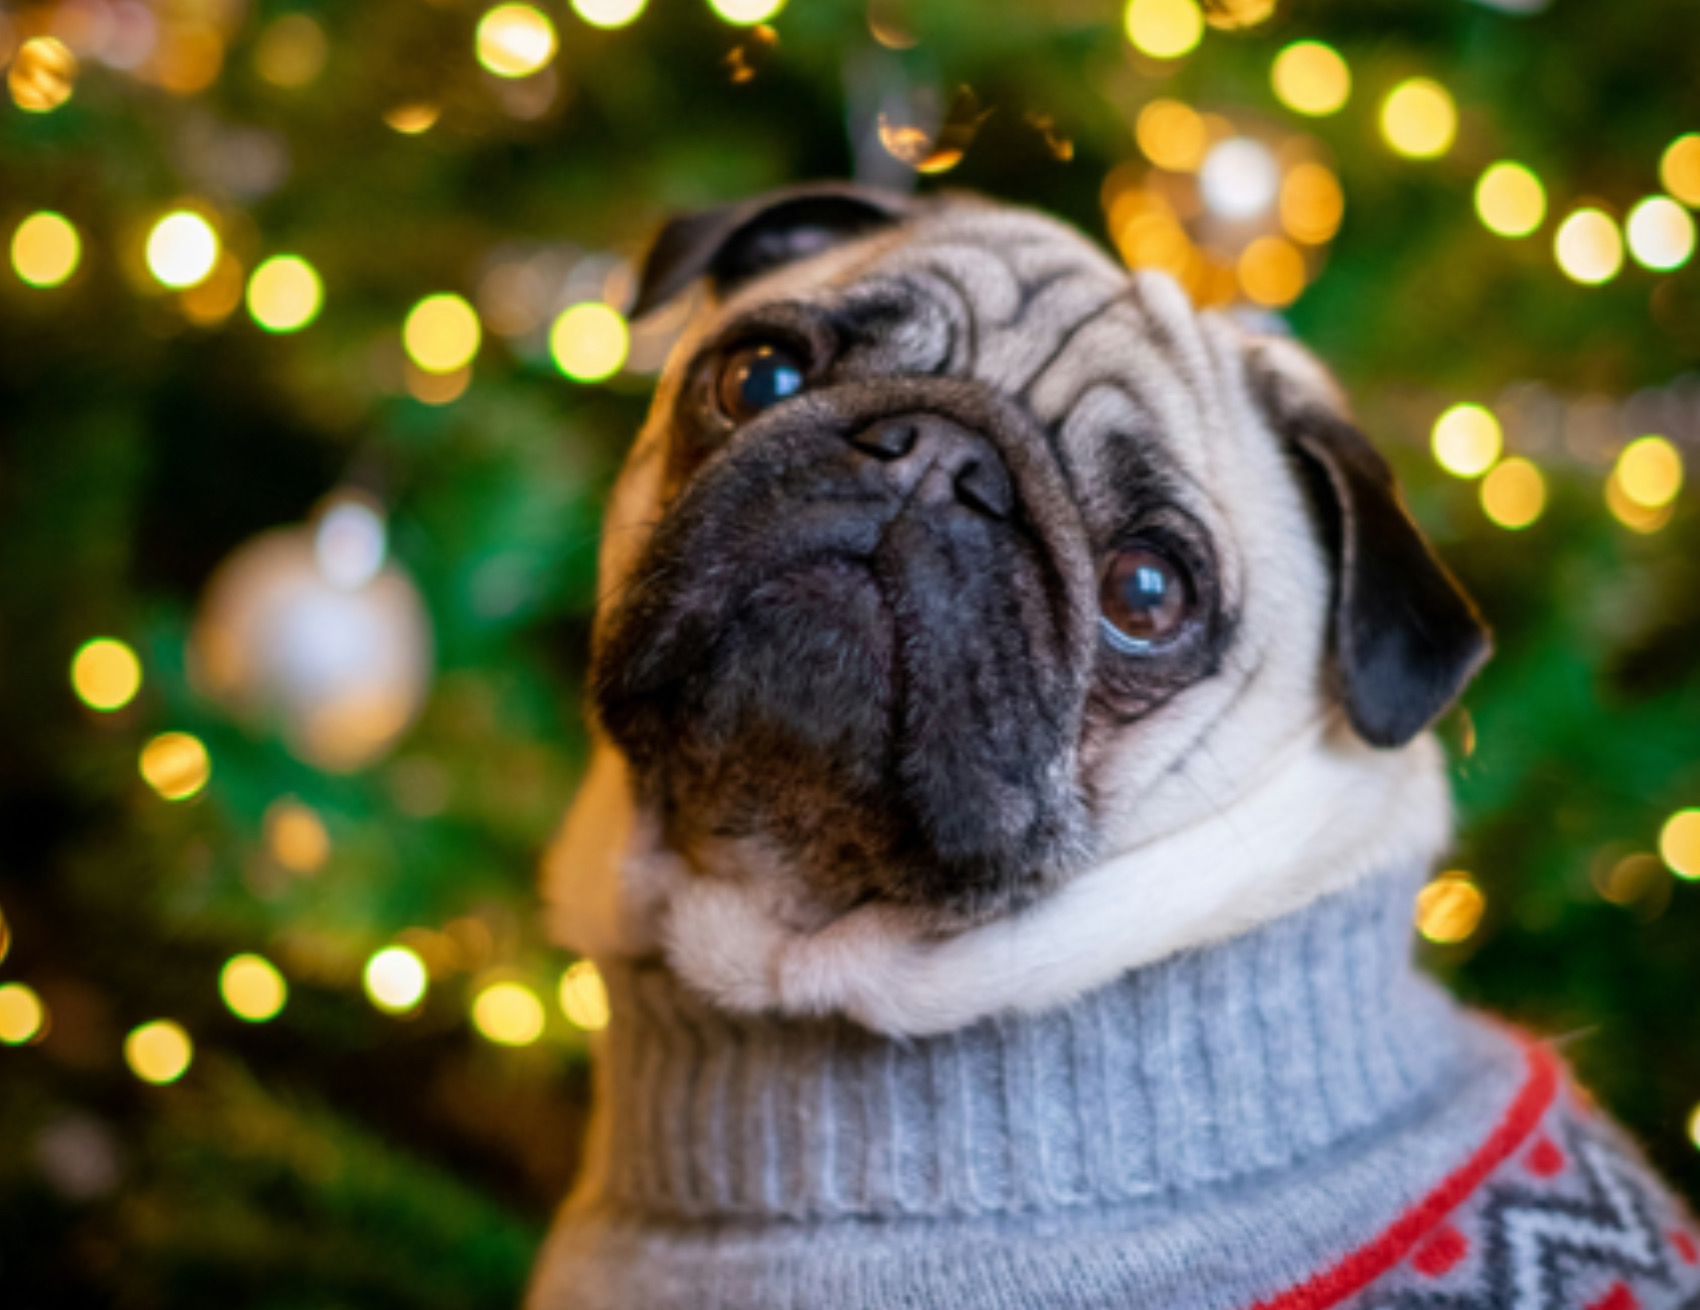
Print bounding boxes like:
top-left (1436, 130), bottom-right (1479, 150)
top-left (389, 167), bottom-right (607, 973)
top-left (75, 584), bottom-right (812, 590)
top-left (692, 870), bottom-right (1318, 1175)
top-left (594, 502), bottom-right (1088, 928)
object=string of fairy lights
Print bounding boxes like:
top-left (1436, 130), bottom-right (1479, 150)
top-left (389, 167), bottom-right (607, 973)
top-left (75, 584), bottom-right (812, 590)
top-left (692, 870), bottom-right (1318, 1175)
top-left (1, 0), bottom-right (1697, 1110)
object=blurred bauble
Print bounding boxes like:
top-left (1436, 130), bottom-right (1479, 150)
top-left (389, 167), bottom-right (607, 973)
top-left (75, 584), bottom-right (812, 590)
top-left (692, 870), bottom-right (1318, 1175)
top-left (191, 493), bottom-right (433, 773)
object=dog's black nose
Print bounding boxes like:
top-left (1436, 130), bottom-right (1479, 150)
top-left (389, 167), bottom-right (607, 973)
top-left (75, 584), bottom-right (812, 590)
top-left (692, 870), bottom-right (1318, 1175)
top-left (848, 416), bottom-right (1014, 519)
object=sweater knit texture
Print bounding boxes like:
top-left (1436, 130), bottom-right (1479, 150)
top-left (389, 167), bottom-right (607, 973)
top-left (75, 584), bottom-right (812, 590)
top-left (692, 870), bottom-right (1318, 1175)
top-left (527, 868), bottom-right (1700, 1310)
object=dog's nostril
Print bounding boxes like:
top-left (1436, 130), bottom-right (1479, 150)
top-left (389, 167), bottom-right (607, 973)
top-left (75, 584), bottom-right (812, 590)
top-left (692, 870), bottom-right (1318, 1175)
top-left (850, 421), bottom-right (919, 461)
top-left (955, 458), bottom-right (1014, 519)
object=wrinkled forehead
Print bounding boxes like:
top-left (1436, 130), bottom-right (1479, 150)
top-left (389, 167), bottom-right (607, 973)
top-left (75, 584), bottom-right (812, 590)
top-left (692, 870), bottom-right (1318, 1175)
top-left (708, 204), bottom-right (1243, 514)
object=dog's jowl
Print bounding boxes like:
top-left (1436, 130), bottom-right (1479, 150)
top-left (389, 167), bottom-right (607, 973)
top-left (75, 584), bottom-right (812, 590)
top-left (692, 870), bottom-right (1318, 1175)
top-left (527, 185), bottom-right (1700, 1310)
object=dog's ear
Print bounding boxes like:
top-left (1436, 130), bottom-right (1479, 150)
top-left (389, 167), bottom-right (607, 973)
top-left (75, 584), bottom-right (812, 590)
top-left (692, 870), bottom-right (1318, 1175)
top-left (631, 182), bottom-right (913, 318)
top-left (1248, 337), bottom-right (1491, 748)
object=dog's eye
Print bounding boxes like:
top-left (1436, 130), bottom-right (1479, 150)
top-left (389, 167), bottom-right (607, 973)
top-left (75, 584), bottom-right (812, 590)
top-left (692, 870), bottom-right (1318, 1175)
top-left (1100, 545), bottom-right (1192, 653)
top-left (716, 344), bottom-right (806, 424)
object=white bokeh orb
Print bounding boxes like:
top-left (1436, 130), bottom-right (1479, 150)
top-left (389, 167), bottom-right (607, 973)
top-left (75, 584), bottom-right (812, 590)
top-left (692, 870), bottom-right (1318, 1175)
top-left (191, 499), bottom-right (432, 773)
top-left (1200, 137), bottom-right (1281, 221)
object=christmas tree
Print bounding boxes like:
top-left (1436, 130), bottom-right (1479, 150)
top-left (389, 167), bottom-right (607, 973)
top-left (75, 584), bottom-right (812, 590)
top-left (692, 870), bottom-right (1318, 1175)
top-left (1, 0), bottom-right (1697, 1303)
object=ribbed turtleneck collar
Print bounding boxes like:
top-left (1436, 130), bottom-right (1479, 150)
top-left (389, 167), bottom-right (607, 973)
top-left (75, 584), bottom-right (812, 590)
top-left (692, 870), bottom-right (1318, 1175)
top-left (571, 866), bottom-right (1467, 1225)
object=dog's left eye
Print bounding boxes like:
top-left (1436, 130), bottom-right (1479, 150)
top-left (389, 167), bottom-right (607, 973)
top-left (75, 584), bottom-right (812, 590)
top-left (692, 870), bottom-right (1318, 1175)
top-left (1100, 544), bottom-right (1192, 654)
top-left (716, 344), bottom-right (806, 424)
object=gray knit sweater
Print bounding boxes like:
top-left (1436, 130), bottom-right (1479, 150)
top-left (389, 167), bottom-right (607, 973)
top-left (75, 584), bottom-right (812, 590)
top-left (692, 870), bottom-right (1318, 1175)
top-left (527, 868), bottom-right (1700, 1309)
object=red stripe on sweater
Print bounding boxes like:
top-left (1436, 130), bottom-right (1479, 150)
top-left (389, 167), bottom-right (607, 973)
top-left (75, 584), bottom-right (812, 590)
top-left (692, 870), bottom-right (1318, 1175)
top-left (1248, 1038), bottom-right (1561, 1310)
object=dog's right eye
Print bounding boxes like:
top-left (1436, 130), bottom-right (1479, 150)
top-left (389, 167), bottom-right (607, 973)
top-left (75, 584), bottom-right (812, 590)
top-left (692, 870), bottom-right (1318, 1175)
top-left (715, 344), bottom-right (806, 424)
top-left (1099, 544), bottom-right (1193, 654)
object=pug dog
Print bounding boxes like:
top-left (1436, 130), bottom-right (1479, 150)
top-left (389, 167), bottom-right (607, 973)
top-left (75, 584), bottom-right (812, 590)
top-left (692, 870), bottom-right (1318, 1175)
top-left (528, 185), bottom-right (1700, 1310)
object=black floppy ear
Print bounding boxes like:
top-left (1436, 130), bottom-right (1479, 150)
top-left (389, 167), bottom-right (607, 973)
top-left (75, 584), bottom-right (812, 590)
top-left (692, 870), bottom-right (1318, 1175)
top-left (1251, 344), bottom-right (1491, 748)
top-left (631, 182), bottom-right (913, 318)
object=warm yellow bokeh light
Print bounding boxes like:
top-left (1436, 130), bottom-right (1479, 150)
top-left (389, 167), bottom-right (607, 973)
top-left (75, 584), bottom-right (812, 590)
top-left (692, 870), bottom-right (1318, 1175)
top-left (1124, 0), bottom-right (1204, 60)
top-left (1474, 163), bottom-right (1546, 239)
top-left (0, 907), bottom-right (9, 967)
top-left (1554, 209), bottom-right (1623, 285)
top-left (12, 213), bottom-right (82, 289)
top-left (1605, 473), bottom-right (1674, 535)
top-left (550, 302), bottom-right (630, 382)
top-left (365, 946), bottom-right (428, 1013)
top-left (246, 255), bottom-right (324, 333)
top-left (254, 14), bottom-right (327, 89)
top-left (405, 362), bottom-right (473, 406)
top-left (139, 732), bottom-right (211, 802)
top-left (1614, 435), bottom-right (1684, 509)
top-left (573, 0), bottom-right (647, 28)
top-left (1480, 457), bottom-right (1546, 530)
top-left (1280, 163), bottom-right (1344, 245)
top-left (1662, 810), bottom-right (1700, 881)
top-left (559, 961), bottom-right (610, 1031)
top-left (1380, 78), bottom-right (1456, 160)
top-left (708, 0), bottom-right (787, 24)
top-left (1660, 135), bottom-right (1700, 209)
top-left (1625, 197), bottom-right (1696, 272)
top-left (125, 1020), bottom-right (192, 1084)
top-left (1270, 41), bottom-right (1350, 117)
top-left (1415, 874), bottom-right (1485, 945)
top-left (1237, 236), bottom-right (1306, 307)
top-left (1135, 99), bottom-right (1208, 172)
top-left (472, 981), bottom-right (546, 1046)
top-left (403, 294), bottom-right (481, 374)
top-left (9, 36), bottom-right (77, 113)
top-left (385, 103), bottom-right (442, 134)
top-left (1431, 403), bottom-right (1503, 479)
top-left (264, 798), bottom-right (330, 875)
top-left (0, 983), bottom-right (45, 1045)
top-left (477, 4), bottom-right (558, 77)
top-left (71, 638), bottom-right (142, 712)
top-left (146, 211), bottom-right (221, 290)
top-left (220, 954), bottom-right (288, 1022)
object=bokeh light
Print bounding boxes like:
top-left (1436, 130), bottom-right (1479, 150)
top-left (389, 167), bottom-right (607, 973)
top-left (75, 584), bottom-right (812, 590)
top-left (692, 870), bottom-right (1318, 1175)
top-left (1688, 1103), bottom-right (1700, 1153)
top-left (11, 213), bottom-right (82, 288)
top-left (1200, 138), bottom-right (1280, 220)
top-left (0, 983), bottom-right (45, 1045)
top-left (1660, 134), bottom-right (1700, 209)
top-left (1279, 162), bottom-right (1344, 244)
top-left (181, 253), bottom-right (245, 325)
top-left (1625, 197), bottom-right (1696, 271)
top-left (254, 14), bottom-right (326, 89)
top-left (9, 36), bottom-right (77, 113)
top-left (476, 4), bottom-right (558, 77)
top-left (1605, 473), bottom-right (1674, 535)
top-left (1123, 0), bottom-right (1204, 60)
top-left (403, 294), bottom-right (481, 374)
top-left (264, 798), bottom-right (330, 875)
top-left (146, 211), bottom-right (220, 290)
top-left (472, 981), bottom-right (546, 1046)
top-left (1480, 457), bottom-right (1546, 530)
top-left (125, 1021), bottom-right (192, 1084)
top-left (708, 0), bottom-right (787, 24)
top-left (1431, 403), bottom-right (1503, 478)
top-left (1614, 435), bottom-right (1684, 509)
top-left (1554, 209), bottom-right (1623, 285)
top-left (559, 961), bottom-right (610, 1031)
top-left (1662, 810), bottom-right (1700, 880)
top-left (1270, 41), bottom-right (1350, 117)
top-left (246, 255), bottom-right (324, 333)
top-left (385, 103), bottom-right (441, 134)
top-left (1135, 99), bottom-right (1207, 172)
top-left (139, 732), bottom-right (211, 801)
top-left (550, 303), bottom-right (630, 381)
top-left (1236, 235), bottom-right (1305, 307)
top-left (1474, 163), bottom-right (1546, 239)
top-left (0, 906), bottom-right (9, 967)
top-left (573, 0), bottom-right (647, 28)
top-left (364, 946), bottom-right (428, 1013)
top-left (1415, 873), bottom-right (1485, 945)
top-left (1380, 78), bottom-right (1456, 160)
top-left (71, 638), bottom-right (142, 711)
top-left (220, 955), bottom-right (288, 1022)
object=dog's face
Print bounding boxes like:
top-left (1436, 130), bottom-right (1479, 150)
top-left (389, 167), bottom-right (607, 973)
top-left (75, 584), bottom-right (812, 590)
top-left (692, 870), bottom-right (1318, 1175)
top-left (587, 185), bottom-right (1488, 941)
